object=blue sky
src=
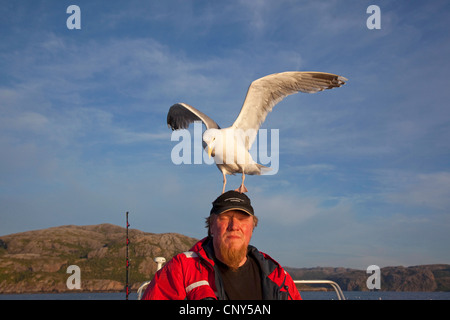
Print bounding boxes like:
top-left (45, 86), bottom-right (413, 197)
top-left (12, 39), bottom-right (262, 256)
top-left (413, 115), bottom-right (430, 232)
top-left (1, 0), bottom-right (449, 270)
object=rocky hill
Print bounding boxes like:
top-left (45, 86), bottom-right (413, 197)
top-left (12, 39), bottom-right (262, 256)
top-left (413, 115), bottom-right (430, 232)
top-left (286, 265), bottom-right (450, 292)
top-left (1, 224), bottom-right (449, 294)
top-left (0, 224), bottom-right (198, 294)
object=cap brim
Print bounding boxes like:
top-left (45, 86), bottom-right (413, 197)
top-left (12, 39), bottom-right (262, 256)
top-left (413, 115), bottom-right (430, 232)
top-left (213, 207), bottom-right (254, 216)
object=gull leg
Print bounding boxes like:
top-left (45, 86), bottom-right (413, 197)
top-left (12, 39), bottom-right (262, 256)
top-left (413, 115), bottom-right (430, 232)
top-left (222, 172), bottom-right (227, 194)
top-left (235, 172), bottom-right (248, 193)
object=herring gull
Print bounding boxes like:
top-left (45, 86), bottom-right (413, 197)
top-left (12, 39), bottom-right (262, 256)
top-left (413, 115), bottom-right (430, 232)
top-left (167, 71), bottom-right (347, 193)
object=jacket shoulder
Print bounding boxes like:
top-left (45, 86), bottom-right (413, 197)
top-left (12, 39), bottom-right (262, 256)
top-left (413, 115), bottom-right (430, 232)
top-left (168, 251), bottom-right (201, 267)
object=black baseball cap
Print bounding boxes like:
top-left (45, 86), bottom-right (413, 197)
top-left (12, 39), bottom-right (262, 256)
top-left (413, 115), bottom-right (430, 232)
top-left (210, 190), bottom-right (254, 216)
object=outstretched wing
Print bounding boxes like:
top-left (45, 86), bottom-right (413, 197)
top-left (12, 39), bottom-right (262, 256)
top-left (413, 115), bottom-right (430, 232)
top-left (232, 71), bottom-right (347, 148)
top-left (167, 102), bottom-right (220, 130)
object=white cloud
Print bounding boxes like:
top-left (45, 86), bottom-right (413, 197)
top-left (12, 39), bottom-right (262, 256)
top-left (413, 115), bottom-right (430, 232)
top-left (253, 193), bottom-right (322, 225)
top-left (292, 163), bottom-right (336, 174)
top-left (383, 171), bottom-right (450, 211)
top-left (3, 112), bottom-right (50, 133)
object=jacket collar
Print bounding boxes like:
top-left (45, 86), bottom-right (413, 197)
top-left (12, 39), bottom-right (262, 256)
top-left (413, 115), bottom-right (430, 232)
top-left (194, 236), bottom-right (279, 276)
top-left (192, 236), bottom-right (286, 300)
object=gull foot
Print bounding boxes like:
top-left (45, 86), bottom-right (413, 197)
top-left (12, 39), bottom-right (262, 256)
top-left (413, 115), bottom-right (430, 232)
top-left (235, 184), bottom-right (248, 193)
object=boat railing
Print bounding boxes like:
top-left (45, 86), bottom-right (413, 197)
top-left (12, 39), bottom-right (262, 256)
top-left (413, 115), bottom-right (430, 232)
top-left (137, 280), bottom-right (151, 300)
top-left (136, 257), bottom-right (346, 300)
top-left (138, 279), bottom-right (346, 300)
top-left (294, 280), bottom-right (346, 300)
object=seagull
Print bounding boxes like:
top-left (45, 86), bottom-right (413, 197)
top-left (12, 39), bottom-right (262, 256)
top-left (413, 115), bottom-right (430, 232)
top-left (167, 71), bottom-right (347, 193)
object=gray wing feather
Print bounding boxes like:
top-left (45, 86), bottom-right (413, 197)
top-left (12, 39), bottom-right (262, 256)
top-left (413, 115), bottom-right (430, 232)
top-left (232, 71), bottom-right (347, 147)
top-left (167, 103), bottom-right (220, 130)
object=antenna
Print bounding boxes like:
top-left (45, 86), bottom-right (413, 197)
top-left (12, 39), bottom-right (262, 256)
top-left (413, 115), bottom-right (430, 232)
top-left (125, 211), bottom-right (130, 300)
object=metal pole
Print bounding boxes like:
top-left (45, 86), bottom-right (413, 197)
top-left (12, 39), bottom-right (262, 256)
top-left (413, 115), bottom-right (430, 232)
top-left (294, 280), bottom-right (346, 300)
top-left (126, 211), bottom-right (129, 300)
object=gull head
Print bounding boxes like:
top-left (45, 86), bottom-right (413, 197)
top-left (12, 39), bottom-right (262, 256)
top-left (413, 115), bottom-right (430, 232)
top-left (203, 128), bottom-right (221, 158)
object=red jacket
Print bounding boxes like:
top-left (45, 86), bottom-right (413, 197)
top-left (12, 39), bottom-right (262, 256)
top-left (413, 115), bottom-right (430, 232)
top-left (142, 237), bottom-right (301, 300)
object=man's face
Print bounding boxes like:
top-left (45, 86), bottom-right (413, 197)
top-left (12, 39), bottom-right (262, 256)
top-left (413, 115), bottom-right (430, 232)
top-left (210, 210), bottom-right (254, 268)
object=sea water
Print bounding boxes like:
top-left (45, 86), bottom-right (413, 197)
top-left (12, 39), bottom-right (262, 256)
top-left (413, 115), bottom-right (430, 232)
top-left (1, 291), bottom-right (449, 300)
top-left (301, 291), bottom-right (450, 300)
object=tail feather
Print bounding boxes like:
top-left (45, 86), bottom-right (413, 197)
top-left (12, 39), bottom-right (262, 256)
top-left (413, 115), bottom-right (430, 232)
top-left (256, 164), bottom-right (272, 175)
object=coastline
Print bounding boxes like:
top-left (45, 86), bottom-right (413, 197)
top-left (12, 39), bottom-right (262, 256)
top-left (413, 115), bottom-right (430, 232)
top-left (2, 291), bottom-right (450, 300)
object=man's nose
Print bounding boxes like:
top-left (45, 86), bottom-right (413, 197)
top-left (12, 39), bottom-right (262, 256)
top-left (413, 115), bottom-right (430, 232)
top-left (227, 217), bottom-right (240, 230)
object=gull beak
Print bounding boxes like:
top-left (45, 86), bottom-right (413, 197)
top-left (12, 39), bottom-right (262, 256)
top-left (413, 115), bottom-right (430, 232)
top-left (208, 146), bottom-right (213, 158)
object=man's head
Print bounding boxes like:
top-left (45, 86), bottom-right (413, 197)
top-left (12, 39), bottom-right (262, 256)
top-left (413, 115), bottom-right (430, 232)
top-left (205, 191), bottom-right (258, 270)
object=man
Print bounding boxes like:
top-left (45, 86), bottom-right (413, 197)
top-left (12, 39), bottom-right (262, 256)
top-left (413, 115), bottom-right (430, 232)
top-left (141, 190), bottom-right (301, 300)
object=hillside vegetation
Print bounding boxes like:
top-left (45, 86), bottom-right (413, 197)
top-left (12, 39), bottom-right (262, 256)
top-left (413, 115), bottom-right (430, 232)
top-left (0, 224), bottom-right (197, 294)
top-left (286, 264), bottom-right (450, 292)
